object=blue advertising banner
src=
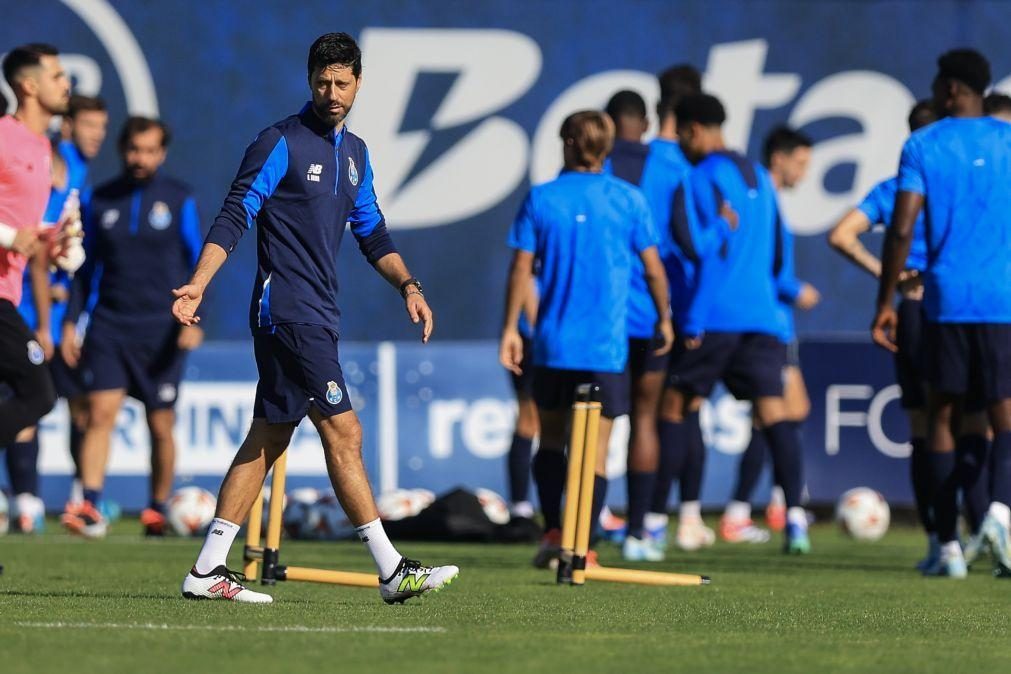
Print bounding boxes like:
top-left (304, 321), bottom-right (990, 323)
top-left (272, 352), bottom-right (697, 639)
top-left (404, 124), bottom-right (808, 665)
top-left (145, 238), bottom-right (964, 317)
top-left (3, 0), bottom-right (1011, 342)
top-left (16, 340), bottom-right (915, 513)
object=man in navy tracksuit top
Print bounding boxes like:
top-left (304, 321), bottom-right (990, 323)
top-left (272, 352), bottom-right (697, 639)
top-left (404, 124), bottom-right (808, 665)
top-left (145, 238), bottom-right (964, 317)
top-left (59, 116), bottom-right (204, 540)
top-left (173, 33), bottom-right (457, 605)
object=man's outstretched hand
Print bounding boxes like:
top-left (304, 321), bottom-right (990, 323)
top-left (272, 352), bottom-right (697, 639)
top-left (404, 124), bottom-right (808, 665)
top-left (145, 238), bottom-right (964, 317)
top-left (172, 283), bottom-right (204, 326)
top-left (406, 292), bottom-right (433, 343)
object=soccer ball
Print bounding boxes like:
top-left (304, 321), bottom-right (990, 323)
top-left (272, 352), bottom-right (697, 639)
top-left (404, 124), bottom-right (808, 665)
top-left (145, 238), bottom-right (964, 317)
top-left (475, 488), bottom-right (510, 525)
top-left (314, 497), bottom-right (355, 540)
top-left (0, 491), bottom-right (9, 536)
top-left (377, 488), bottom-right (434, 521)
top-left (167, 487), bottom-right (217, 536)
top-left (282, 499), bottom-right (322, 539)
top-left (836, 487), bottom-right (890, 541)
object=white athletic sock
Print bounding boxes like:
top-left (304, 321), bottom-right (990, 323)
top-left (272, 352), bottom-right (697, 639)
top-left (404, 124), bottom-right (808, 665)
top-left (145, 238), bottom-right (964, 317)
top-left (356, 518), bottom-right (402, 580)
top-left (680, 501), bottom-right (701, 522)
top-left (510, 501), bottom-right (535, 519)
top-left (70, 479), bottom-right (84, 504)
top-left (940, 540), bottom-right (963, 560)
top-left (786, 506), bottom-right (807, 528)
top-left (644, 512), bottom-right (669, 531)
top-left (770, 486), bottom-right (786, 507)
top-left (725, 500), bottom-right (751, 522)
top-left (988, 501), bottom-right (1011, 530)
top-left (194, 518), bottom-right (240, 575)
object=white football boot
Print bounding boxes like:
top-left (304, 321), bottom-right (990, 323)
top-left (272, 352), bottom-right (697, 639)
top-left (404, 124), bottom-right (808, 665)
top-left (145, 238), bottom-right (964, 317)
top-left (181, 566), bottom-right (273, 603)
top-left (379, 557), bottom-right (459, 604)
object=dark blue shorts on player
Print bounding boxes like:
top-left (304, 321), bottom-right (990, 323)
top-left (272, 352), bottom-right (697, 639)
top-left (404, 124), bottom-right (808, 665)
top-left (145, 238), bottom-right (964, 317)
top-left (253, 323), bottom-right (353, 424)
top-left (49, 351), bottom-right (84, 400)
top-left (509, 336), bottom-right (536, 399)
top-left (627, 336), bottom-right (669, 378)
top-left (667, 332), bottom-right (785, 399)
top-left (894, 297), bottom-right (928, 410)
top-left (533, 367), bottom-right (630, 418)
top-left (80, 318), bottom-right (187, 409)
top-left (925, 321), bottom-right (1011, 411)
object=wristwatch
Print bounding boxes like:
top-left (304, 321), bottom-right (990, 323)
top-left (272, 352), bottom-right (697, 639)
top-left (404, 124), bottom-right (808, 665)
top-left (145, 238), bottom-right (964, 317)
top-left (399, 277), bottom-right (423, 298)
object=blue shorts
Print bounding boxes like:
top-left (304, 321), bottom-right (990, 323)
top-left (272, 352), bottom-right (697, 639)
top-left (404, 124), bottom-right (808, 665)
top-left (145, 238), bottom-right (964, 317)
top-left (627, 336), bottom-right (669, 377)
top-left (895, 298), bottom-right (928, 410)
top-left (253, 323), bottom-right (352, 424)
top-left (925, 321), bottom-right (1011, 411)
top-left (533, 366), bottom-right (630, 418)
top-left (667, 332), bottom-right (785, 400)
top-left (509, 336), bottom-right (535, 399)
top-left (49, 351), bottom-right (84, 400)
top-left (79, 319), bottom-right (187, 409)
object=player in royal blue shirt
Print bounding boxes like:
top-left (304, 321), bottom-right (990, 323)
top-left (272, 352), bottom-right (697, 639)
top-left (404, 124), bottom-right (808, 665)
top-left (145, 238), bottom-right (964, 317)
top-left (172, 34), bottom-right (457, 604)
top-left (661, 94), bottom-right (811, 554)
top-left (501, 110), bottom-right (673, 569)
top-left (830, 101), bottom-right (991, 572)
top-left (873, 49), bottom-right (1011, 579)
top-left (720, 126), bottom-right (821, 545)
top-left (604, 88), bottom-right (693, 561)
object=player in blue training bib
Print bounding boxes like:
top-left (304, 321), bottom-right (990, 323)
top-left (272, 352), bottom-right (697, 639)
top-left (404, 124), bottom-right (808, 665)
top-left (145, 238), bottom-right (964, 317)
top-left (873, 49), bottom-right (1011, 580)
top-left (500, 110), bottom-right (673, 570)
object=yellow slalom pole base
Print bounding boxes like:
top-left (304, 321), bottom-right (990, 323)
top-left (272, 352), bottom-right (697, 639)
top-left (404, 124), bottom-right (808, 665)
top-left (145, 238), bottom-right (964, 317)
top-left (279, 566), bottom-right (380, 588)
top-left (243, 487), bottom-right (265, 580)
top-left (585, 566), bottom-right (711, 587)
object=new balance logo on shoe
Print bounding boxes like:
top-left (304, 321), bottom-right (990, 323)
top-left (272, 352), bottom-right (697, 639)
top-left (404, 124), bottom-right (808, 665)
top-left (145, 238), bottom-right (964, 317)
top-left (208, 580), bottom-right (243, 599)
top-left (211, 529), bottom-right (224, 536)
top-left (397, 573), bottom-right (429, 593)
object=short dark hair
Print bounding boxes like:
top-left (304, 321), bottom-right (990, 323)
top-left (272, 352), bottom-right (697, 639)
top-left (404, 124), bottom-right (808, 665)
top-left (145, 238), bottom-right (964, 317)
top-left (675, 93), bottom-right (726, 127)
top-left (762, 125), bottom-right (813, 167)
top-left (984, 92), bottom-right (1011, 116)
top-left (67, 94), bottom-right (107, 118)
top-left (605, 90), bottom-right (647, 124)
top-left (2, 43), bottom-right (59, 89)
top-left (118, 116), bottom-right (171, 152)
top-left (936, 48), bottom-right (990, 95)
top-left (307, 32), bottom-right (362, 80)
top-left (908, 99), bottom-right (938, 132)
top-left (657, 64), bottom-right (702, 118)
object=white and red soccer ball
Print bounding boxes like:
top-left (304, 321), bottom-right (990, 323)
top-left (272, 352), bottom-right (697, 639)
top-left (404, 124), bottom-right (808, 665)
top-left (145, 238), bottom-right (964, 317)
top-left (167, 487), bottom-right (217, 536)
top-left (835, 487), bottom-right (890, 541)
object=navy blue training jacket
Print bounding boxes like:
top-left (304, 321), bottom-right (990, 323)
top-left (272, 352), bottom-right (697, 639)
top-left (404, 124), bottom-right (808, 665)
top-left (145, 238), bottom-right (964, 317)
top-left (204, 103), bottom-right (396, 334)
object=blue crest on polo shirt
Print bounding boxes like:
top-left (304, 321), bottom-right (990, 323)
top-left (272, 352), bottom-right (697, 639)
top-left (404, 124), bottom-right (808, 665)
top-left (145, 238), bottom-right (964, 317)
top-left (149, 201), bottom-right (172, 230)
top-left (27, 340), bottom-right (45, 365)
top-left (348, 156), bottom-right (359, 186)
top-left (325, 380), bottom-right (343, 405)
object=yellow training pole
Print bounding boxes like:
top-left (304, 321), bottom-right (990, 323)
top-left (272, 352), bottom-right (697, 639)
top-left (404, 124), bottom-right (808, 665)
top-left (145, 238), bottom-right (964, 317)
top-left (261, 451), bottom-right (288, 585)
top-left (557, 401), bottom-right (589, 584)
top-left (243, 487), bottom-right (264, 579)
top-left (280, 566), bottom-right (379, 588)
top-left (571, 401), bottom-right (602, 586)
top-left (585, 566), bottom-right (711, 586)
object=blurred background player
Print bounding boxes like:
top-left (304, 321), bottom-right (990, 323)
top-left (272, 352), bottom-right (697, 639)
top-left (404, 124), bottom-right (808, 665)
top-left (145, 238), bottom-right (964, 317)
top-left (720, 126), bottom-right (820, 544)
top-left (500, 110), bottom-right (673, 570)
top-left (6, 94), bottom-right (108, 533)
top-left (662, 93), bottom-right (810, 554)
top-left (60, 116), bottom-right (204, 539)
top-left (0, 44), bottom-right (68, 454)
top-left (603, 88), bottom-right (691, 561)
top-left (504, 275), bottom-right (539, 523)
top-left (828, 100), bottom-right (987, 572)
top-left (983, 92), bottom-right (1011, 122)
top-left (873, 49), bottom-right (1011, 578)
top-left (638, 64), bottom-right (707, 553)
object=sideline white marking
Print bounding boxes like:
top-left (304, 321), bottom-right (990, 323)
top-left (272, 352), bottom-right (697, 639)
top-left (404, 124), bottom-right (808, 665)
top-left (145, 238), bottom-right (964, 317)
top-left (15, 622), bottom-right (446, 634)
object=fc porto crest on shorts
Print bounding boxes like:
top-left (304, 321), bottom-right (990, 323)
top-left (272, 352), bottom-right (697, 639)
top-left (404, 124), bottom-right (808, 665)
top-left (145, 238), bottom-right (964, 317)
top-left (325, 380), bottom-right (343, 405)
top-left (26, 340), bottom-right (45, 365)
top-left (348, 156), bottom-right (359, 186)
top-left (149, 201), bottom-right (172, 229)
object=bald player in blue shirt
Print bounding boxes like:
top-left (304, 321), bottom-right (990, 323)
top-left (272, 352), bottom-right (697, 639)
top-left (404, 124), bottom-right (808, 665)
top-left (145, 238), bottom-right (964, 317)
top-left (501, 110), bottom-right (673, 570)
top-left (874, 49), bottom-right (1011, 580)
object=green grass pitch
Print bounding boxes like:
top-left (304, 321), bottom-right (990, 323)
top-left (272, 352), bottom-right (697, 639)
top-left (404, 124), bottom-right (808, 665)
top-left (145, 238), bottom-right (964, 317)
top-left (2, 519), bottom-right (1010, 674)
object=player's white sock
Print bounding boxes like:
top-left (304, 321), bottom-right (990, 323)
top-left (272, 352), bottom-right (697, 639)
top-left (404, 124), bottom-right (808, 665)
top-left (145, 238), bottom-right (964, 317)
top-left (787, 506), bottom-right (807, 528)
top-left (510, 501), bottom-right (535, 519)
top-left (70, 479), bottom-right (84, 504)
top-left (194, 518), bottom-right (240, 574)
top-left (940, 540), bottom-right (963, 559)
top-left (680, 500), bottom-right (701, 522)
top-left (356, 518), bottom-right (402, 579)
top-left (770, 486), bottom-right (786, 506)
top-left (988, 501), bottom-right (1011, 530)
top-left (644, 512), bottom-right (669, 531)
top-left (725, 500), bottom-right (751, 522)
